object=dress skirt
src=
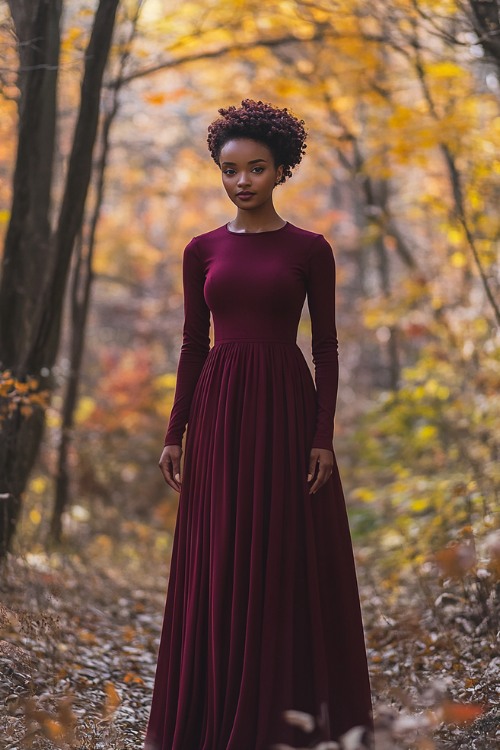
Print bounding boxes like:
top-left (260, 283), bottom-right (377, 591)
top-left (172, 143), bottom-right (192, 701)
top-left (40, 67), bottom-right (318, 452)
top-left (143, 340), bottom-right (373, 750)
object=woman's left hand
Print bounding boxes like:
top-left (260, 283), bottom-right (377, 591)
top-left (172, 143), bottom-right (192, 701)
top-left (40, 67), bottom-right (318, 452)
top-left (307, 447), bottom-right (334, 494)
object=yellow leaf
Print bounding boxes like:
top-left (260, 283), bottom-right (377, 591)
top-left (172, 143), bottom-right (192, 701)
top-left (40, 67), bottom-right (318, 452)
top-left (29, 509), bottom-right (42, 525)
top-left (30, 476), bottom-right (48, 494)
top-left (424, 379), bottom-right (439, 395)
top-left (353, 487), bottom-right (377, 503)
top-left (450, 251), bottom-right (467, 268)
top-left (416, 424), bottom-right (437, 441)
top-left (426, 61), bottom-right (465, 78)
top-left (154, 373), bottom-right (177, 390)
top-left (447, 227), bottom-right (463, 245)
top-left (473, 317), bottom-right (489, 335)
top-left (75, 396), bottom-right (96, 424)
top-left (410, 498), bottom-right (429, 513)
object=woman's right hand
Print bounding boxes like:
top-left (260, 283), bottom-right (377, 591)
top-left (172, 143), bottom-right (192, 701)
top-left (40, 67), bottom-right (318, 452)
top-left (159, 444), bottom-right (183, 492)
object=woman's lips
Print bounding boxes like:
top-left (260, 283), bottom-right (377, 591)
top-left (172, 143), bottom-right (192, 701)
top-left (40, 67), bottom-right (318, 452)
top-left (237, 192), bottom-right (255, 199)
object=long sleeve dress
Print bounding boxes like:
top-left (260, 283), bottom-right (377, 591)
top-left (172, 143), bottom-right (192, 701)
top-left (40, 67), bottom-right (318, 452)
top-left (143, 220), bottom-right (373, 750)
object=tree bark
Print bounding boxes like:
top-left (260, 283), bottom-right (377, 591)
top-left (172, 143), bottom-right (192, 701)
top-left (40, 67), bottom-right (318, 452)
top-left (0, 0), bottom-right (62, 557)
top-left (29, 0), bottom-right (121, 375)
top-left (49, 1), bottom-right (141, 543)
top-left (1, 0), bottom-right (61, 372)
top-left (0, 0), bottom-right (120, 557)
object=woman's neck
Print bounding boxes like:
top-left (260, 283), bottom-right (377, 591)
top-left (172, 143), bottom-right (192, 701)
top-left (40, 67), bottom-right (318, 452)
top-left (229, 209), bottom-right (286, 233)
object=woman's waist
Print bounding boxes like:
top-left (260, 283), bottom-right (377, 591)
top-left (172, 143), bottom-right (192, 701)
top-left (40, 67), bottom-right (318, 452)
top-left (212, 337), bottom-right (298, 346)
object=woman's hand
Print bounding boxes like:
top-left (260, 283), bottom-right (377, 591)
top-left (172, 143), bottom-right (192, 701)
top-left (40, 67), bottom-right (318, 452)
top-left (159, 444), bottom-right (183, 493)
top-left (307, 447), bottom-right (334, 494)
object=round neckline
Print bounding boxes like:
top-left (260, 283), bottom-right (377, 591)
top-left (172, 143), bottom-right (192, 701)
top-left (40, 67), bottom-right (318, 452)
top-left (225, 221), bottom-right (289, 235)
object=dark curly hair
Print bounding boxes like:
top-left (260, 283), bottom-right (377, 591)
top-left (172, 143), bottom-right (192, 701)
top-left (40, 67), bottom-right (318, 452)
top-left (207, 98), bottom-right (308, 185)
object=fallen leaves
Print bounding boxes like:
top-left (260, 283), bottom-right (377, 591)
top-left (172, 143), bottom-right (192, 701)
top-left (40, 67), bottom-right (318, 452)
top-left (1, 529), bottom-right (498, 749)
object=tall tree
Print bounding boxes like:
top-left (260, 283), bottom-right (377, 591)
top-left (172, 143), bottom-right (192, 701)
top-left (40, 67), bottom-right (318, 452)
top-left (49, 2), bottom-right (144, 545)
top-left (0, 0), bottom-right (120, 556)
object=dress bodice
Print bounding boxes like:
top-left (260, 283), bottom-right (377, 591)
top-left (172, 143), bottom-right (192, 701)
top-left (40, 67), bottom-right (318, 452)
top-left (204, 222), bottom-right (310, 344)
top-left (164, 221), bottom-right (339, 451)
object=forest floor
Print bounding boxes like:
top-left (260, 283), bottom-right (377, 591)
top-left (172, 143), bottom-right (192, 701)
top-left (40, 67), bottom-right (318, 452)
top-left (0, 525), bottom-right (498, 750)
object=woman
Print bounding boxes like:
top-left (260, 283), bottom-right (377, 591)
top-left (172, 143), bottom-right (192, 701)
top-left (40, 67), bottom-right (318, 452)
top-left (143, 98), bottom-right (373, 750)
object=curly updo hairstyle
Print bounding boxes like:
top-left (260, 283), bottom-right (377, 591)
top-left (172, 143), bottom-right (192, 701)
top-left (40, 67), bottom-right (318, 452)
top-left (207, 98), bottom-right (308, 185)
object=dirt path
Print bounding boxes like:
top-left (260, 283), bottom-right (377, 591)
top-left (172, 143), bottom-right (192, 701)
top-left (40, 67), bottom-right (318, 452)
top-left (1, 542), bottom-right (498, 749)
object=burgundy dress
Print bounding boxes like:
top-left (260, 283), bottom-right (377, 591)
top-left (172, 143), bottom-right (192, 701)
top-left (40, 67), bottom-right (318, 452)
top-left (143, 221), bottom-right (373, 750)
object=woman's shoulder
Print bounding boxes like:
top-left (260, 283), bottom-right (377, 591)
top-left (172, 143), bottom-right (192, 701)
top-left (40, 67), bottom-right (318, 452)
top-left (188, 224), bottom-right (227, 242)
top-left (180, 225), bottom-right (224, 258)
top-left (285, 222), bottom-right (328, 243)
top-left (284, 223), bottom-right (333, 258)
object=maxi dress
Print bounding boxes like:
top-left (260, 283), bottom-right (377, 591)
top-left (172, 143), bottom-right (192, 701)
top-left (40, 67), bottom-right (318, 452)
top-left (143, 220), bottom-right (373, 750)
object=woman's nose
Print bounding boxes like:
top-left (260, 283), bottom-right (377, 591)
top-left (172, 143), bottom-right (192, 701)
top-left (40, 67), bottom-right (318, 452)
top-left (237, 173), bottom-right (251, 186)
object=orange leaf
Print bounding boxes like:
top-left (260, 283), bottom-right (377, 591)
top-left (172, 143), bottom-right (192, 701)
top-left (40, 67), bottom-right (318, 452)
top-left (144, 93), bottom-right (168, 106)
top-left (104, 681), bottom-right (121, 709)
top-left (441, 700), bottom-right (483, 724)
top-left (124, 671), bottom-right (144, 684)
top-left (434, 543), bottom-right (476, 578)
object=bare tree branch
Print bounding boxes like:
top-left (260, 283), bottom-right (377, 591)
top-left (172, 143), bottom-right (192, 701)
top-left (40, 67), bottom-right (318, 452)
top-left (108, 28), bottom-right (386, 86)
top-left (409, 5), bottom-right (500, 326)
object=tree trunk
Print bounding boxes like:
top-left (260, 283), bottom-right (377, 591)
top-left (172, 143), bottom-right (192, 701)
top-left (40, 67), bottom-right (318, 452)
top-left (0, 0), bottom-right (62, 557)
top-left (0, 0), bottom-right (120, 557)
top-left (29, 0), bottom-right (121, 376)
top-left (1, 0), bottom-right (61, 371)
top-left (49, 126), bottom-right (105, 543)
top-left (49, 2), bottom-right (141, 544)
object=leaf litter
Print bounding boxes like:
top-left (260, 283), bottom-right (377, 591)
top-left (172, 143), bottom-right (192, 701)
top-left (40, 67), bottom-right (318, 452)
top-left (0, 528), bottom-right (498, 749)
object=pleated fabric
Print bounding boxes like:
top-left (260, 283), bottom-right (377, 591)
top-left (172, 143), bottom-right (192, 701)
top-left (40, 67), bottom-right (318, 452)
top-left (144, 341), bottom-right (373, 750)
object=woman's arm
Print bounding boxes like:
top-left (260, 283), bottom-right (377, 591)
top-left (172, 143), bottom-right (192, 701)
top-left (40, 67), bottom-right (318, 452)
top-left (163, 237), bottom-right (211, 447)
top-left (306, 234), bottom-right (339, 452)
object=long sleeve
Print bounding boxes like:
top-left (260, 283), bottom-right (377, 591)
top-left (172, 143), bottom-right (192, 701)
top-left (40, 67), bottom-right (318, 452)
top-left (306, 234), bottom-right (339, 451)
top-left (164, 237), bottom-right (211, 447)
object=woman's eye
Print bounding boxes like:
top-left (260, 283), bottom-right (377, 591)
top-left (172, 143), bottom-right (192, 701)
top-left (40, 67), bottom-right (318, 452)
top-left (222, 167), bottom-right (264, 175)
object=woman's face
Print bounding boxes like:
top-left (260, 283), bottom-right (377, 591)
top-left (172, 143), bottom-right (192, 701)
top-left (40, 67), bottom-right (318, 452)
top-left (219, 138), bottom-right (284, 210)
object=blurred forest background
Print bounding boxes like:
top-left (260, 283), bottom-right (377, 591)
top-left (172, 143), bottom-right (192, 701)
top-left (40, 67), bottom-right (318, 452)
top-left (0, 0), bottom-right (498, 748)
